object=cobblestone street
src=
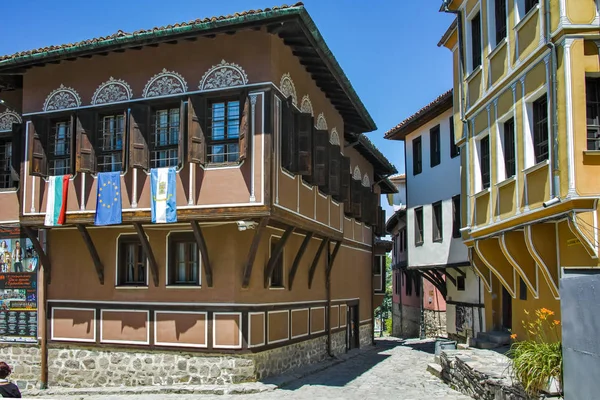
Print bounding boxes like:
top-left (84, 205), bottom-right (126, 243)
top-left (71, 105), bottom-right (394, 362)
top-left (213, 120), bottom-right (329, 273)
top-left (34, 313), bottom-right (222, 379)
top-left (38, 338), bottom-right (470, 400)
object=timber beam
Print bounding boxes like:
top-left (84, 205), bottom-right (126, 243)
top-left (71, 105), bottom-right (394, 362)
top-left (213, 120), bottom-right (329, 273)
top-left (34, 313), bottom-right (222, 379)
top-left (288, 233), bottom-right (313, 291)
top-left (190, 220), bottom-right (212, 287)
top-left (242, 218), bottom-right (268, 288)
top-left (308, 238), bottom-right (329, 289)
top-left (443, 270), bottom-right (457, 287)
top-left (22, 226), bottom-right (51, 284)
top-left (76, 224), bottom-right (104, 284)
top-left (264, 226), bottom-right (295, 288)
top-left (420, 270), bottom-right (447, 298)
top-left (452, 266), bottom-right (467, 277)
top-left (133, 223), bottom-right (159, 287)
top-left (325, 241), bottom-right (342, 279)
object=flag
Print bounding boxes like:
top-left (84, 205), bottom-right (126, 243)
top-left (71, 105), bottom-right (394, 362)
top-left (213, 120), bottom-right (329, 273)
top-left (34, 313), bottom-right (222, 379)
top-left (95, 171), bottom-right (122, 226)
top-left (151, 167), bottom-right (177, 223)
top-left (44, 175), bottom-right (69, 226)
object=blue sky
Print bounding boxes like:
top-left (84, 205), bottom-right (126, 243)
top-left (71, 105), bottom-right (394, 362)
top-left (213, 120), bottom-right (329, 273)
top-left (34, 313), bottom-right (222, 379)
top-left (0, 1), bottom-right (454, 215)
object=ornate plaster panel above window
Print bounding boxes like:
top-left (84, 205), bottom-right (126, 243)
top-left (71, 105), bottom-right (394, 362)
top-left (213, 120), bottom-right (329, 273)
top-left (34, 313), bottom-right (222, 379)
top-left (316, 113), bottom-right (328, 130)
top-left (362, 174), bottom-right (371, 188)
top-left (280, 73), bottom-right (297, 106)
top-left (199, 59), bottom-right (249, 90)
top-left (43, 84), bottom-right (82, 112)
top-left (142, 69), bottom-right (188, 98)
top-left (329, 127), bottom-right (340, 145)
top-left (353, 166), bottom-right (361, 180)
top-left (0, 109), bottom-right (22, 131)
top-left (300, 94), bottom-right (313, 116)
top-left (91, 77), bottom-right (133, 105)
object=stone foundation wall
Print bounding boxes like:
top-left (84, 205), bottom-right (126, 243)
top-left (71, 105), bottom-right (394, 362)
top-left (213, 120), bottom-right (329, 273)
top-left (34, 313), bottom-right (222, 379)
top-left (359, 323), bottom-right (372, 348)
top-left (424, 309), bottom-right (446, 338)
top-left (0, 344), bottom-right (41, 390)
top-left (400, 304), bottom-right (420, 338)
top-left (391, 302), bottom-right (402, 337)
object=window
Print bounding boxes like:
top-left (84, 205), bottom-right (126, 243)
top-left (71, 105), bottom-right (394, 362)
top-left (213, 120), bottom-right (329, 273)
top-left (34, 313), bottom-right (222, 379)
top-left (414, 207), bottom-right (424, 246)
top-left (503, 118), bottom-right (516, 178)
top-left (168, 233), bottom-right (200, 286)
top-left (413, 136), bottom-right (422, 175)
top-left (432, 201), bottom-right (443, 242)
top-left (519, 277), bottom-right (528, 300)
top-left (151, 107), bottom-right (180, 168)
top-left (430, 125), bottom-right (441, 167)
top-left (208, 99), bottom-right (240, 164)
top-left (374, 256), bottom-right (383, 275)
top-left (270, 238), bottom-right (284, 288)
top-left (49, 120), bottom-right (72, 175)
top-left (405, 271), bottom-right (413, 296)
top-left (494, 0), bottom-right (507, 45)
top-left (118, 236), bottom-right (147, 286)
top-left (470, 12), bottom-right (482, 71)
top-left (457, 275), bottom-right (466, 291)
top-left (0, 138), bottom-right (13, 189)
top-left (97, 114), bottom-right (125, 172)
top-left (480, 135), bottom-right (490, 189)
top-left (450, 116), bottom-right (460, 158)
top-left (524, 0), bottom-right (539, 14)
top-left (586, 77), bottom-right (600, 150)
top-left (403, 227), bottom-right (407, 250)
top-left (533, 96), bottom-right (549, 164)
top-left (452, 195), bottom-right (461, 238)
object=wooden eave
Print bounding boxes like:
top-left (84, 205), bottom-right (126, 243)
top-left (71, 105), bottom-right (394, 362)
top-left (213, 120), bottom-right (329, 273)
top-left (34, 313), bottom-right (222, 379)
top-left (385, 94), bottom-right (453, 141)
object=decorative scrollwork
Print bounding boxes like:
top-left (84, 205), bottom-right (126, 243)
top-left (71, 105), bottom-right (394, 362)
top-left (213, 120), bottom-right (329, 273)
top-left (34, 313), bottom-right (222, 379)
top-left (300, 95), bottom-right (313, 116)
top-left (91, 77), bottom-right (133, 105)
top-left (199, 59), bottom-right (249, 90)
top-left (329, 127), bottom-right (340, 145)
top-left (142, 68), bottom-right (188, 98)
top-left (362, 173), bottom-right (371, 187)
top-left (0, 109), bottom-right (21, 131)
top-left (280, 73), bottom-right (297, 106)
top-left (353, 166), bottom-right (361, 180)
top-left (43, 84), bottom-right (82, 112)
top-left (316, 113), bottom-right (328, 130)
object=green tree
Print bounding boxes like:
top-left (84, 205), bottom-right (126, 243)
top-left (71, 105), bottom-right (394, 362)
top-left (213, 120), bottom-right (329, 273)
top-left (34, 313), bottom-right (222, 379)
top-left (374, 254), bottom-right (393, 336)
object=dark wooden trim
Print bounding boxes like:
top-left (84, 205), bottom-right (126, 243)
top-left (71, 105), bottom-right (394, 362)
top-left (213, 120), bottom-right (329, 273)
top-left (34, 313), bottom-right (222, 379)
top-left (326, 240), bottom-right (342, 278)
top-left (419, 270), bottom-right (447, 298)
top-left (264, 226), bottom-right (294, 288)
top-left (308, 238), bottom-right (328, 289)
top-left (190, 220), bottom-right (212, 287)
top-left (76, 224), bottom-right (104, 285)
top-left (288, 233), bottom-right (313, 290)
top-left (133, 222), bottom-right (159, 287)
top-left (22, 226), bottom-right (51, 284)
top-left (446, 299), bottom-right (485, 308)
top-left (452, 266), bottom-right (467, 277)
top-left (442, 270), bottom-right (457, 287)
top-left (242, 218), bottom-right (268, 288)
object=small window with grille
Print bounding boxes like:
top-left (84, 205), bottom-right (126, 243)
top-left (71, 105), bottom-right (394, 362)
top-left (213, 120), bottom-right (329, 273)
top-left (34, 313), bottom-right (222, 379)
top-left (151, 107), bottom-right (180, 168)
top-left (97, 114), bottom-right (125, 172)
top-left (586, 78), bottom-right (600, 150)
top-left (208, 99), bottom-right (240, 164)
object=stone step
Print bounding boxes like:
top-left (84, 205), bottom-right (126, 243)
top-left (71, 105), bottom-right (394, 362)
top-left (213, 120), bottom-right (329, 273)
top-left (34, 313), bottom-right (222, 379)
top-left (472, 338), bottom-right (501, 350)
top-left (427, 363), bottom-right (443, 379)
top-left (485, 331), bottom-right (511, 345)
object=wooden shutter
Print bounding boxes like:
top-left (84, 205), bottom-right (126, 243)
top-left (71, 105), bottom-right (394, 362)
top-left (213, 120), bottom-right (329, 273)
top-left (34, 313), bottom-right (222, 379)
top-left (238, 91), bottom-right (250, 162)
top-left (280, 97), bottom-right (296, 173)
top-left (76, 110), bottom-right (96, 173)
top-left (312, 129), bottom-right (328, 188)
top-left (296, 113), bottom-right (313, 176)
top-left (352, 179), bottom-right (362, 220)
top-left (378, 206), bottom-right (386, 236)
top-left (371, 192), bottom-right (379, 226)
top-left (129, 104), bottom-right (150, 170)
top-left (329, 145), bottom-right (340, 199)
top-left (340, 156), bottom-right (350, 205)
top-left (178, 99), bottom-right (186, 168)
top-left (29, 117), bottom-right (48, 177)
top-left (188, 95), bottom-right (207, 165)
top-left (10, 123), bottom-right (22, 181)
top-left (361, 186), bottom-right (371, 224)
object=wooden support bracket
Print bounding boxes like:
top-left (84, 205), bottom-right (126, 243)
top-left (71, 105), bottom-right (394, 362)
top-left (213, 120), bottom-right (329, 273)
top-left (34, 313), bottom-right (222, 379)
top-left (190, 220), bottom-right (212, 287)
top-left (288, 232), bottom-right (313, 291)
top-left (22, 226), bottom-right (51, 284)
top-left (76, 224), bottom-right (104, 285)
top-left (133, 223), bottom-right (159, 287)
top-left (420, 270), bottom-right (447, 298)
top-left (242, 218), bottom-right (268, 288)
top-left (443, 270), bottom-right (457, 287)
top-left (264, 226), bottom-right (294, 288)
top-left (452, 266), bottom-right (467, 277)
top-left (326, 241), bottom-right (342, 278)
top-left (308, 238), bottom-right (329, 289)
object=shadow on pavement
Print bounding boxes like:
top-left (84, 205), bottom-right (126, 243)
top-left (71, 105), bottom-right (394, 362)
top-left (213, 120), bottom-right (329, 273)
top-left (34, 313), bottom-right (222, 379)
top-left (401, 339), bottom-right (436, 355)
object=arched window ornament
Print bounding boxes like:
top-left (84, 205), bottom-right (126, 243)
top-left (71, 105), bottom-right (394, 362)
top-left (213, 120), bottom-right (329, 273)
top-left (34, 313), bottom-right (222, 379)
top-left (280, 73), bottom-right (297, 106)
top-left (300, 95), bottom-right (313, 116)
top-left (0, 109), bottom-right (21, 131)
top-left (362, 173), bottom-right (371, 187)
top-left (329, 127), bottom-right (340, 145)
top-left (43, 84), bottom-right (82, 112)
top-left (142, 68), bottom-right (187, 98)
top-left (316, 113), bottom-right (327, 130)
top-left (353, 166), bottom-right (361, 180)
top-left (91, 77), bottom-right (133, 105)
top-left (199, 59), bottom-right (249, 90)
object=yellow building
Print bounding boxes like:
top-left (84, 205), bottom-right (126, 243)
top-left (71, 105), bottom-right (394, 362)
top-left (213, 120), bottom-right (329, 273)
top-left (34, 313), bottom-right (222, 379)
top-left (438, 0), bottom-right (600, 341)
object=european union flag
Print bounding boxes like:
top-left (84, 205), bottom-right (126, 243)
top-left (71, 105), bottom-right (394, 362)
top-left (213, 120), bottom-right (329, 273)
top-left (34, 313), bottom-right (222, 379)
top-left (95, 171), bottom-right (122, 226)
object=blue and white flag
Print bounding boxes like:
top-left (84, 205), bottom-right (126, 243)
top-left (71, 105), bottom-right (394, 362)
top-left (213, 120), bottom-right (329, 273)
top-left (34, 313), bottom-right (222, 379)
top-left (95, 171), bottom-right (122, 226)
top-left (151, 167), bottom-right (177, 224)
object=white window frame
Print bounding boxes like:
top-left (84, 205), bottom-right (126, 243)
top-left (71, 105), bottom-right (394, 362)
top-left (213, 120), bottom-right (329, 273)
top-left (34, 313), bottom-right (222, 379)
top-left (522, 86), bottom-right (548, 170)
top-left (488, 0), bottom-right (508, 50)
top-left (474, 131), bottom-right (491, 194)
top-left (466, 3), bottom-right (483, 75)
top-left (165, 230), bottom-right (202, 288)
top-left (514, 0), bottom-right (540, 24)
top-left (496, 108), bottom-right (517, 183)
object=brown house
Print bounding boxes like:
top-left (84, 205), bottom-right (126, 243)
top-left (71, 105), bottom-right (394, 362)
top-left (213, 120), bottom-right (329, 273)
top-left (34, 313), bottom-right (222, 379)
top-left (0, 3), bottom-right (396, 390)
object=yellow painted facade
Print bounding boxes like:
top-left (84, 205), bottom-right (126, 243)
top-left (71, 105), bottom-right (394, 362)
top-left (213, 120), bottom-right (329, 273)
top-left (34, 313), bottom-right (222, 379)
top-left (441, 0), bottom-right (600, 338)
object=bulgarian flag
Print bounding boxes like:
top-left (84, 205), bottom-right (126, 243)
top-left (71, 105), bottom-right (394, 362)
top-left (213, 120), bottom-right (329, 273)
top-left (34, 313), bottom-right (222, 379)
top-left (44, 175), bottom-right (69, 226)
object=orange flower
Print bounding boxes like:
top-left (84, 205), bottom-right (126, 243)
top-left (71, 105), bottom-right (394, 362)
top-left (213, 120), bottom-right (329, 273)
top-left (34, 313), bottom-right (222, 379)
top-left (554, 320), bottom-right (560, 326)
top-left (510, 333), bottom-right (517, 339)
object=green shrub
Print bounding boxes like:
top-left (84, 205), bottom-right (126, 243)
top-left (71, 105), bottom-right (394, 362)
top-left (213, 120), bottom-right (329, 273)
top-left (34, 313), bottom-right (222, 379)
top-left (385, 318), bottom-right (392, 335)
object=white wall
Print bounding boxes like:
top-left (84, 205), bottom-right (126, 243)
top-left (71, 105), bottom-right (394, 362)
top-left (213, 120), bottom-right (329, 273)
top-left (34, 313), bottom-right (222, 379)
top-left (404, 108), bottom-right (468, 268)
top-left (446, 267), bottom-right (486, 336)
